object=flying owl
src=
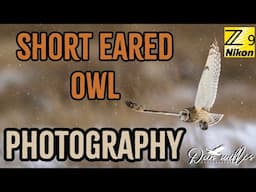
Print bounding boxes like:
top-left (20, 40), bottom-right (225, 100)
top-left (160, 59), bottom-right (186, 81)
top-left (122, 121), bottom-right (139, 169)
top-left (126, 39), bottom-right (224, 130)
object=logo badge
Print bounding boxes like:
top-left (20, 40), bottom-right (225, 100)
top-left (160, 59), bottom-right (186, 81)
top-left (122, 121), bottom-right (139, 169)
top-left (187, 145), bottom-right (255, 166)
top-left (224, 27), bottom-right (255, 58)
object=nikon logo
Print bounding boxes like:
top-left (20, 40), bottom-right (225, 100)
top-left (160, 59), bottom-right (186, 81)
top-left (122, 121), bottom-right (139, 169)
top-left (224, 27), bottom-right (255, 58)
top-left (225, 48), bottom-right (254, 57)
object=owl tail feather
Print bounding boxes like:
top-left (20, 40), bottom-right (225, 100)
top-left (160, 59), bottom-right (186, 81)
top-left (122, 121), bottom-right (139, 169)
top-left (208, 113), bottom-right (224, 126)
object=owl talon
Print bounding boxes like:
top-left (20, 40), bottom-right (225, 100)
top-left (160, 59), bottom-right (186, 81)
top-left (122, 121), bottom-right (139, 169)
top-left (126, 101), bottom-right (143, 111)
top-left (199, 121), bottom-right (208, 130)
top-left (126, 101), bottom-right (136, 108)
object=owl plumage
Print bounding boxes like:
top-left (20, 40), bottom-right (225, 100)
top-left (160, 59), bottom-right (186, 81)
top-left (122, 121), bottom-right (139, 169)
top-left (195, 39), bottom-right (221, 111)
top-left (126, 39), bottom-right (224, 130)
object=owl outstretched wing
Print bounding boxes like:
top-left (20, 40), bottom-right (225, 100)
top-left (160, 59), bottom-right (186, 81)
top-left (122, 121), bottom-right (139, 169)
top-left (194, 40), bottom-right (221, 111)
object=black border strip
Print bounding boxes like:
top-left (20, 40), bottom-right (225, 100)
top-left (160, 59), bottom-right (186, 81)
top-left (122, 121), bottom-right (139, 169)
top-left (0, 8), bottom-right (255, 24)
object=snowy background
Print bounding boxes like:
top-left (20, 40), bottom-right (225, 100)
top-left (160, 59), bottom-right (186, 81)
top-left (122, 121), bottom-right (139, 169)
top-left (0, 24), bottom-right (255, 168)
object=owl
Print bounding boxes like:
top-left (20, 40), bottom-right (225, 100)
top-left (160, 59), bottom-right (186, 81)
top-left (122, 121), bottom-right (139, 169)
top-left (126, 39), bottom-right (224, 130)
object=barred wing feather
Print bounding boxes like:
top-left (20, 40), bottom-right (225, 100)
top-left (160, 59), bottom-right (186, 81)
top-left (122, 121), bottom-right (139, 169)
top-left (194, 40), bottom-right (221, 111)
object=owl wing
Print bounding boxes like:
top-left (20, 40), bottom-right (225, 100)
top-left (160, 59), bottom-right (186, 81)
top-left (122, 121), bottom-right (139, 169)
top-left (194, 40), bottom-right (221, 111)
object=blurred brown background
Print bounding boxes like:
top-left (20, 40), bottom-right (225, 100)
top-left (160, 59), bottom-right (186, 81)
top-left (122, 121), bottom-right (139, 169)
top-left (0, 24), bottom-right (255, 168)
